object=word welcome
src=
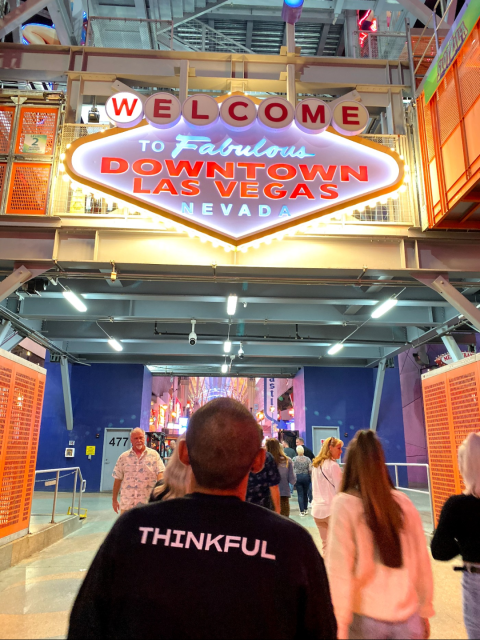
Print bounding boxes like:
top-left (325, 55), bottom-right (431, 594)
top-left (139, 526), bottom-right (277, 560)
top-left (105, 92), bottom-right (370, 137)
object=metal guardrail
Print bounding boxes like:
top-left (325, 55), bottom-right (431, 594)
top-left (87, 17), bottom-right (174, 50)
top-left (33, 467), bottom-right (86, 525)
top-left (354, 32), bottom-right (408, 61)
top-left (339, 461), bottom-right (434, 529)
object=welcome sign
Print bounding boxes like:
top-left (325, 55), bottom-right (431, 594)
top-left (66, 93), bottom-right (404, 246)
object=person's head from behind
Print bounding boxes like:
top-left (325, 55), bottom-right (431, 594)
top-left (296, 445), bottom-right (304, 456)
top-left (130, 428), bottom-right (146, 452)
top-left (179, 398), bottom-right (264, 492)
top-left (296, 437), bottom-right (304, 447)
top-left (341, 430), bottom-right (403, 569)
top-left (458, 432), bottom-right (480, 497)
top-left (266, 438), bottom-right (287, 465)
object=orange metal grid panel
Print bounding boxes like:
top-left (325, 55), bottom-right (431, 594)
top-left (0, 357), bottom-right (46, 540)
top-left (423, 378), bottom-right (458, 525)
top-left (6, 163), bottom-right (51, 215)
top-left (0, 163), bottom-right (7, 202)
top-left (15, 107), bottom-right (58, 155)
top-left (448, 367), bottom-right (480, 491)
top-left (0, 106), bottom-right (15, 155)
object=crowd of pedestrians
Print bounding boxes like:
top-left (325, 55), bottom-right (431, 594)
top-left (69, 397), bottom-right (480, 640)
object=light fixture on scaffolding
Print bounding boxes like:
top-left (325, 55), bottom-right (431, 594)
top-left (59, 281), bottom-right (87, 312)
top-left (96, 320), bottom-right (123, 351)
top-left (88, 96), bottom-right (100, 124)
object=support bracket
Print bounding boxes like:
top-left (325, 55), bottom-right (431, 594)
top-left (370, 358), bottom-right (386, 432)
top-left (60, 356), bottom-right (74, 431)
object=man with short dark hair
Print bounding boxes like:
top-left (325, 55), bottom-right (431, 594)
top-left (68, 398), bottom-right (337, 640)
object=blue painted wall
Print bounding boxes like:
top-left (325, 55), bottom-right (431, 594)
top-left (37, 358), bottom-right (152, 492)
top-left (297, 361), bottom-right (406, 467)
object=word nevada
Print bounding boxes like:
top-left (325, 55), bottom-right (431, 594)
top-left (106, 92), bottom-right (370, 137)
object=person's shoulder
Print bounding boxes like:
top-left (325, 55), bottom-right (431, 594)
top-left (443, 493), bottom-right (479, 510)
top-left (145, 447), bottom-right (160, 458)
top-left (117, 449), bottom-right (131, 461)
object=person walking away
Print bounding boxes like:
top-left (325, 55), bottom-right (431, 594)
top-left (431, 432), bottom-right (480, 640)
top-left (311, 437), bottom-right (343, 553)
top-left (297, 437), bottom-right (314, 506)
top-left (293, 445), bottom-right (312, 516)
top-left (149, 435), bottom-right (192, 502)
top-left (266, 438), bottom-right (296, 517)
top-left (282, 440), bottom-right (296, 460)
top-left (68, 398), bottom-right (337, 640)
top-left (112, 428), bottom-right (164, 514)
top-left (246, 433), bottom-right (281, 513)
top-left (326, 430), bottom-right (433, 640)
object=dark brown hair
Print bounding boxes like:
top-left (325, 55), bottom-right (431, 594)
top-left (186, 398), bottom-right (262, 490)
top-left (341, 430), bottom-right (404, 568)
top-left (266, 438), bottom-right (289, 466)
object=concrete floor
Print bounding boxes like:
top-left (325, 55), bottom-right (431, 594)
top-left (0, 491), bottom-right (467, 640)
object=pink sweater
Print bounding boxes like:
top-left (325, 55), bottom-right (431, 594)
top-left (326, 491), bottom-right (434, 639)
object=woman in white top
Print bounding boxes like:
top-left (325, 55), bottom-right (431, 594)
top-left (326, 430), bottom-right (434, 640)
top-left (311, 436), bottom-right (343, 553)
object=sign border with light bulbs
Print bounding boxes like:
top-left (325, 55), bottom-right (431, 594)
top-left (64, 92), bottom-right (405, 248)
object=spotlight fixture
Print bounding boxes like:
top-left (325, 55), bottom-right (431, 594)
top-left (237, 342), bottom-right (244, 359)
top-left (224, 340), bottom-right (232, 353)
top-left (88, 97), bottom-right (100, 123)
top-left (108, 338), bottom-right (123, 352)
top-left (327, 342), bottom-right (344, 355)
top-left (110, 261), bottom-right (117, 282)
top-left (371, 298), bottom-right (398, 319)
top-left (227, 294), bottom-right (238, 316)
top-left (62, 288), bottom-right (87, 312)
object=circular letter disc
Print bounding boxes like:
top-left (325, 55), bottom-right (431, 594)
top-left (182, 94), bottom-right (219, 127)
top-left (258, 97), bottom-right (295, 130)
top-left (105, 92), bottom-right (144, 128)
top-left (220, 96), bottom-right (257, 129)
top-left (144, 93), bottom-right (181, 129)
top-left (295, 98), bottom-right (331, 134)
top-left (331, 101), bottom-right (369, 136)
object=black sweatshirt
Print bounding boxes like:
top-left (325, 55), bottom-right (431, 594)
top-left (68, 493), bottom-right (337, 640)
top-left (431, 494), bottom-right (480, 563)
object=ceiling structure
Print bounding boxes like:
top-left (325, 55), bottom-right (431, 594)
top-left (1, 270), bottom-right (479, 377)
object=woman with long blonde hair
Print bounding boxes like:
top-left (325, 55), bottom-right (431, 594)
top-left (149, 435), bottom-right (192, 502)
top-left (431, 432), bottom-right (480, 639)
top-left (311, 436), bottom-right (343, 552)
top-left (326, 430), bottom-right (433, 639)
top-left (266, 438), bottom-right (296, 517)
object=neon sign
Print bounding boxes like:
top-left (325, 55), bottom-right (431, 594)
top-left (66, 93), bottom-right (404, 246)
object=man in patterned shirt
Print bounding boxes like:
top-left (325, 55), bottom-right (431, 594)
top-left (112, 428), bottom-right (165, 514)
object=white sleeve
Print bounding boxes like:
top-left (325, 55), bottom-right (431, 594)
top-left (331, 461), bottom-right (343, 491)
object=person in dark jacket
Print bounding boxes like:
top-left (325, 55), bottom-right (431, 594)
top-left (68, 398), bottom-right (337, 640)
top-left (431, 432), bottom-right (480, 640)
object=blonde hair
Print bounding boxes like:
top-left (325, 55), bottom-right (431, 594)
top-left (296, 445), bottom-right (304, 456)
top-left (312, 436), bottom-right (344, 468)
top-left (458, 432), bottom-right (480, 497)
top-left (152, 435), bottom-right (191, 501)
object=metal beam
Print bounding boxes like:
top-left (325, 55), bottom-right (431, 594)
top-left (396, 0), bottom-right (438, 26)
top-left (370, 358), bottom-right (386, 431)
top-left (316, 23), bottom-right (330, 56)
top-left (47, 0), bottom-right (76, 45)
top-left (3, 332), bottom-right (23, 352)
top-left (0, 321), bottom-right (12, 345)
top-left (60, 356), bottom-right (74, 431)
top-left (0, 266), bottom-right (36, 303)
top-left (441, 335), bottom-right (463, 362)
top-left (164, 0), bottom-right (232, 28)
top-left (419, 275), bottom-right (480, 333)
top-left (0, 0), bottom-right (48, 39)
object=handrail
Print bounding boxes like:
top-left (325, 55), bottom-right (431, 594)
top-left (339, 461), bottom-right (434, 530)
top-left (34, 467), bottom-right (86, 525)
top-left (412, 0), bottom-right (456, 75)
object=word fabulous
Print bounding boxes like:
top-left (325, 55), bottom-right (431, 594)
top-left (105, 92), bottom-right (370, 137)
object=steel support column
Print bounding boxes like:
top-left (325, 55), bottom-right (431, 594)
top-left (441, 335), bottom-right (463, 362)
top-left (60, 356), bottom-right (74, 431)
top-left (0, 266), bottom-right (36, 303)
top-left (370, 358), bottom-right (386, 432)
top-left (417, 275), bottom-right (480, 333)
top-left (0, 321), bottom-right (11, 346)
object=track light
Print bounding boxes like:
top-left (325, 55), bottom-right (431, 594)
top-left (62, 289), bottom-right (87, 312)
top-left (224, 340), bottom-right (232, 353)
top-left (327, 343), bottom-right (344, 355)
top-left (108, 338), bottom-right (123, 352)
top-left (227, 294), bottom-right (238, 316)
top-left (371, 298), bottom-right (398, 319)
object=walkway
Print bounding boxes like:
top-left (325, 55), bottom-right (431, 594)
top-left (0, 492), bottom-right (467, 640)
